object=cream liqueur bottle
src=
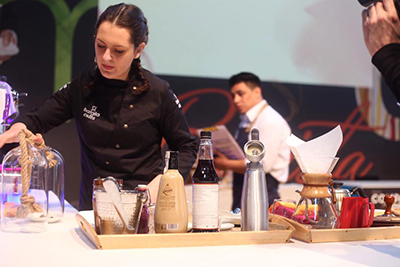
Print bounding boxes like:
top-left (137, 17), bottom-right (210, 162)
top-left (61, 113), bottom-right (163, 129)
top-left (154, 151), bottom-right (188, 233)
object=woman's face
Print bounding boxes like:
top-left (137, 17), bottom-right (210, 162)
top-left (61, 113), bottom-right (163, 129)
top-left (95, 21), bottom-right (143, 81)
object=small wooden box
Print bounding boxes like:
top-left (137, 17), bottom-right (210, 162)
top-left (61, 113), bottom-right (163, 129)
top-left (75, 213), bottom-right (295, 249)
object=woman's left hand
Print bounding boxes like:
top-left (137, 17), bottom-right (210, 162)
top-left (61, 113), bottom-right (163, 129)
top-left (147, 174), bottom-right (162, 204)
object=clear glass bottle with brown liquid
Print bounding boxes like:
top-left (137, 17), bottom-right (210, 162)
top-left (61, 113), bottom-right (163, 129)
top-left (154, 151), bottom-right (188, 233)
top-left (192, 131), bottom-right (219, 232)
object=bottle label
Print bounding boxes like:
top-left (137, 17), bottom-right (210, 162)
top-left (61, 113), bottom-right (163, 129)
top-left (155, 223), bottom-right (179, 231)
top-left (192, 184), bottom-right (219, 229)
top-left (158, 183), bottom-right (175, 211)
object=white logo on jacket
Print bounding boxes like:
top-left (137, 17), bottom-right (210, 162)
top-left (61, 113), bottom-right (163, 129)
top-left (59, 82), bottom-right (70, 91)
top-left (83, 106), bottom-right (100, 120)
top-left (173, 93), bottom-right (182, 109)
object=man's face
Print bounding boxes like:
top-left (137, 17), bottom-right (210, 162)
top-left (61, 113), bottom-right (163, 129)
top-left (230, 82), bottom-right (262, 114)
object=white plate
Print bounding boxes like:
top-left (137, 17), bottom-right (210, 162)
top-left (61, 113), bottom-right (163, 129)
top-left (187, 222), bottom-right (235, 232)
top-left (220, 222), bottom-right (235, 231)
top-left (219, 210), bottom-right (241, 225)
top-left (374, 209), bottom-right (385, 217)
top-left (27, 212), bottom-right (47, 222)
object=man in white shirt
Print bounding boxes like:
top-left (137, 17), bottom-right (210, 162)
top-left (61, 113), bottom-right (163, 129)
top-left (214, 72), bottom-right (291, 211)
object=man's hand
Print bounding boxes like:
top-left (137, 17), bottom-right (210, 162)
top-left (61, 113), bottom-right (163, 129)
top-left (214, 150), bottom-right (246, 174)
top-left (362, 0), bottom-right (400, 56)
top-left (213, 150), bottom-right (229, 170)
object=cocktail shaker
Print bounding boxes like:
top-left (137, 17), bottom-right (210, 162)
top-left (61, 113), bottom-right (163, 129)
top-left (241, 128), bottom-right (269, 231)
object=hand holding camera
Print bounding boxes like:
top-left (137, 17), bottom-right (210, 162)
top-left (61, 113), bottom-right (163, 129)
top-left (360, 0), bottom-right (400, 56)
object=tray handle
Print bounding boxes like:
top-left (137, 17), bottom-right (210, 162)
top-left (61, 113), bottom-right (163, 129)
top-left (75, 213), bottom-right (102, 249)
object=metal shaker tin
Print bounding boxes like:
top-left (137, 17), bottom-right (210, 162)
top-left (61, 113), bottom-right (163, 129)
top-left (92, 177), bottom-right (123, 234)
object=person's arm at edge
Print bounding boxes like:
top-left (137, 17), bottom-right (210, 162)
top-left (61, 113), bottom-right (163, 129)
top-left (372, 43), bottom-right (400, 102)
top-left (362, 0), bottom-right (400, 102)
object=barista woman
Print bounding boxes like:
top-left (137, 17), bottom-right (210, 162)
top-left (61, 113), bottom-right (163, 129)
top-left (0, 3), bottom-right (197, 210)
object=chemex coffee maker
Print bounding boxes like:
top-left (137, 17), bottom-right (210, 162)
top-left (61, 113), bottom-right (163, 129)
top-left (291, 157), bottom-right (340, 229)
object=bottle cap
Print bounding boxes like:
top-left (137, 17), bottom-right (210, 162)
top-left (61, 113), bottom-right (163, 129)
top-left (169, 151), bottom-right (179, 160)
top-left (250, 128), bottom-right (259, 141)
top-left (138, 184), bottom-right (147, 191)
top-left (169, 151), bottom-right (179, 169)
top-left (200, 131), bottom-right (211, 139)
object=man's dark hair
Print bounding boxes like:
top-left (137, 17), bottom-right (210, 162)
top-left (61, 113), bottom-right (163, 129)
top-left (228, 72), bottom-right (261, 89)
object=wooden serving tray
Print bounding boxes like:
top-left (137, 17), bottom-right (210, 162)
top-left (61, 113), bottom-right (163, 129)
top-left (75, 213), bottom-right (295, 249)
top-left (277, 215), bottom-right (400, 243)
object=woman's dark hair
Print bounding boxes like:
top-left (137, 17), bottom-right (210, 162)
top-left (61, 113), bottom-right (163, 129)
top-left (93, 3), bottom-right (149, 94)
top-left (228, 72), bottom-right (261, 90)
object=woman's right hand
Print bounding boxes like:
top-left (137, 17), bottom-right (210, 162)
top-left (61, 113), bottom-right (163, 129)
top-left (0, 123), bottom-right (27, 148)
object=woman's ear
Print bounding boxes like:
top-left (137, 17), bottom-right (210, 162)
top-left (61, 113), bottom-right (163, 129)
top-left (134, 42), bottom-right (146, 59)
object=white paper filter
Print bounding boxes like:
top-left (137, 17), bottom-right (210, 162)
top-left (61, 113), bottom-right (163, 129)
top-left (287, 125), bottom-right (343, 173)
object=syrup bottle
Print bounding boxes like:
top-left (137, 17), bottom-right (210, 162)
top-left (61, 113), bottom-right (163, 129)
top-left (192, 131), bottom-right (219, 232)
top-left (154, 151), bottom-right (188, 233)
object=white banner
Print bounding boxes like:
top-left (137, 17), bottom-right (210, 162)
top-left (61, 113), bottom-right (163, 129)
top-left (99, 0), bottom-right (372, 88)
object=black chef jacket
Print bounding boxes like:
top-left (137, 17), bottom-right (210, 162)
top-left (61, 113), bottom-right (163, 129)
top-left (372, 43), bottom-right (400, 103)
top-left (15, 69), bottom-right (197, 210)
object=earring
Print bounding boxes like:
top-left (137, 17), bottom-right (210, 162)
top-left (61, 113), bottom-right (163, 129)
top-left (94, 57), bottom-right (97, 64)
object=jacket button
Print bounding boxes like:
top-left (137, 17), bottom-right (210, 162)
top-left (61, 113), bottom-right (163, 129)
top-left (123, 124), bottom-right (128, 129)
top-left (105, 161), bottom-right (110, 165)
top-left (129, 105), bottom-right (134, 109)
top-left (115, 144), bottom-right (120, 149)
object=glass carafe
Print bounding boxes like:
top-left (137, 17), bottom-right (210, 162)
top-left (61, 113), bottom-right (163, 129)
top-left (291, 173), bottom-right (339, 229)
top-left (1, 145), bottom-right (48, 232)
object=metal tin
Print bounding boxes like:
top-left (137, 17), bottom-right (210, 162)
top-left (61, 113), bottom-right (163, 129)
top-left (334, 188), bottom-right (351, 215)
top-left (92, 177), bottom-right (123, 234)
top-left (94, 189), bottom-right (145, 235)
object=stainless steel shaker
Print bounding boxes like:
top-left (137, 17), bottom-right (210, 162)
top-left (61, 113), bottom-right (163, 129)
top-left (241, 128), bottom-right (269, 231)
top-left (333, 188), bottom-right (351, 216)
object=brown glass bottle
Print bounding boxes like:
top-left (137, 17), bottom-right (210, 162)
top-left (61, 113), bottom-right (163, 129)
top-left (192, 131), bottom-right (219, 233)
